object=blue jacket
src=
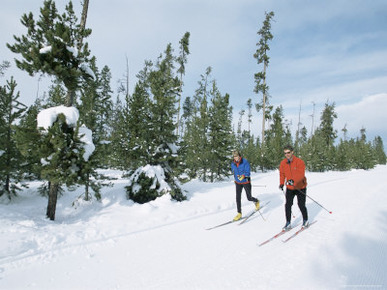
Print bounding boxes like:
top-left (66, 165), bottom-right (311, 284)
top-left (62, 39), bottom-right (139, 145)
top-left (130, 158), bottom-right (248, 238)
top-left (231, 157), bottom-right (251, 184)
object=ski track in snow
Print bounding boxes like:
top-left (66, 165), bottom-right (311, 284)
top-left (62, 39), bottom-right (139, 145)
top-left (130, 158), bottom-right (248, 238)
top-left (1, 166), bottom-right (387, 289)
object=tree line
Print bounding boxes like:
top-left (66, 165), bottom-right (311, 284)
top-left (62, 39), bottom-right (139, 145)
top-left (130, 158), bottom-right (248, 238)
top-left (0, 1), bottom-right (385, 220)
top-left (235, 101), bottom-right (386, 172)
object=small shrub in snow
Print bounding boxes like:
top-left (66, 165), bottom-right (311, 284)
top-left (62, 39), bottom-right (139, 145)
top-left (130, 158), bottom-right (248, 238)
top-left (126, 165), bottom-right (186, 203)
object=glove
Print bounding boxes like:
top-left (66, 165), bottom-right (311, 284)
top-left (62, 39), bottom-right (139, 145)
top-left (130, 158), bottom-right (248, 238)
top-left (238, 175), bottom-right (245, 181)
top-left (287, 179), bottom-right (294, 186)
top-left (279, 184), bottom-right (284, 190)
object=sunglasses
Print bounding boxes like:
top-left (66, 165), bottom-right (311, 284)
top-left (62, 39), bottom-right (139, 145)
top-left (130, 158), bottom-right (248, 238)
top-left (284, 151), bottom-right (292, 155)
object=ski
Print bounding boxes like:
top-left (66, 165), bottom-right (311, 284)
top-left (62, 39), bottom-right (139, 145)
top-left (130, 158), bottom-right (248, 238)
top-left (258, 227), bottom-right (295, 247)
top-left (238, 201), bottom-right (270, 225)
top-left (206, 201), bottom-right (270, 230)
top-left (282, 220), bottom-right (317, 243)
top-left (205, 220), bottom-right (235, 230)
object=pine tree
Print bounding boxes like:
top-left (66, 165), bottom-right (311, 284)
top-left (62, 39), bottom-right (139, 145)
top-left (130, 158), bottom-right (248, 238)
top-left (177, 96), bottom-right (195, 179)
top-left (373, 136), bottom-right (386, 165)
top-left (147, 45), bottom-right (179, 163)
top-left (14, 102), bottom-right (42, 180)
top-left (75, 60), bottom-right (114, 201)
top-left (352, 128), bottom-right (376, 170)
top-left (182, 67), bottom-right (212, 181)
top-left (148, 44), bottom-right (184, 200)
top-left (7, 0), bottom-right (95, 220)
top-left (125, 61), bottom-right (153, 167)
top-left (297, 126), bottom-right (308, 160)
top-left (181, 67), bottom-right (234, 182)
top-left (265, 106), bottom-right (287, 169)
top-left (176, 32), bottom-right (190, 136)
top-left (254, 11), bottom-right (275, 166)
top-left (0, 77), bottom-right (27, 199)
top-left (37, 106), bottom-right (95, 219)
top-left (243, 136), bottom-right (259, 172)
top-left (207, 84), bottom-right (234, 182)
top-left (335, 139), bottom-right (352, 171)
top-left (78, 61), bottom-right (113, 148)
top-left (91, 65), bottom-right (114, 168)
top-left (7, 0), bottom-right (93, 106)
top-left (125, 45), bottom-right (185, 203)
top-left (180, 96), bottom-right (195, 137)
top-left (318, 102), bottom-right (337, 149)
top-left (306, 102), bottom-right (337, 171)
top-left (302, 134), bottom-right (325, 172)
top-left (108, 96), bottom-right (126, 168)
top-left (97, 66), bottom-right (114, 140)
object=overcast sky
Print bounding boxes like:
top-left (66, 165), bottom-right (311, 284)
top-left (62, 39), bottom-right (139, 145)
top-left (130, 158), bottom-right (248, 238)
top-left (2, 0), bottom-right (387, 146)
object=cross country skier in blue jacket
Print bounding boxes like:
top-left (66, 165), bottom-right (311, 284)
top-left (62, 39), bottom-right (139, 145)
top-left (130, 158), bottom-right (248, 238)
top-left (231, 150), bottom-right (260, 221)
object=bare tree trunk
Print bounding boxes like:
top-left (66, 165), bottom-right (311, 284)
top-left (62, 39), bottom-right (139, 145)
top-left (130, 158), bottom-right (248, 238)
top-left (78, 0), bottom-right (89, 50)
top-left (310, 101), bottom-right (315, 136)
top-left (5, 125), bottom-right (11, 197)
top-left (65, 89), bottom-right (76, 107)
top-left (176, 80), bottom-right (182, 136)
top-left (85, 172), bottom-right (90, 201)
top-left (296, 102), bottom-right (302, 149)
top-left (80, 0), bottom-right (89, 28)
top-left (261, 62), bottom-right (267, 169)
top-left (125, 55), bottom-right (130, 99)
top-left (46, 182), bottom-right (59, 221)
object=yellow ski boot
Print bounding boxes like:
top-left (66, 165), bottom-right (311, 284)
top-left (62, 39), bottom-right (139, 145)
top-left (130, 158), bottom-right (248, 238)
top-left (233, 213), bottom-right (242, 221)
top-left (255, 200), bottom-right (260, 211)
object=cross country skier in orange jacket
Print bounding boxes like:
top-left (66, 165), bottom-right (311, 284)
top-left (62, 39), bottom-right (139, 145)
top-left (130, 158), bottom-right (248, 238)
top-left (279, 145), bottom-right (309, 229)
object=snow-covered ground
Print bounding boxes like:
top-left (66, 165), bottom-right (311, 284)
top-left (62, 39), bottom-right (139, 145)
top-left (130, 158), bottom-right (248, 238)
top-left (1, 165), bottom-right (386, 289)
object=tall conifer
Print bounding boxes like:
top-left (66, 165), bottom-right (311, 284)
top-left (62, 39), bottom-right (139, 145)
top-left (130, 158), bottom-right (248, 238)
top-left (208, 84), bottom-right (233, 182)
top-left (254, 11), bottom-right (274, 168)
top-left (0, 78), bottom-right (27, 199)
top-left (7, 0), bottom-right (95, 219)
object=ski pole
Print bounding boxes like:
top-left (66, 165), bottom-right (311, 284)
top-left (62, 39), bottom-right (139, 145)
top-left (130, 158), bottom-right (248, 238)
top-left (296, 189), bottom-right (332, 214)
top-left (257, 208), bottom-right (266, 221)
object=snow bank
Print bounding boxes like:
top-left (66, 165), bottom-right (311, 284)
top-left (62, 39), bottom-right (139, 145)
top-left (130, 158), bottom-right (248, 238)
top-left (1, 166), bottom-right (387, 289)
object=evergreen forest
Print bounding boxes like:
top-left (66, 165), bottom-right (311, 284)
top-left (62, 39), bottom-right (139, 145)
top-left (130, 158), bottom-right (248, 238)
top-left (1, 1), bottom-right (385, 220)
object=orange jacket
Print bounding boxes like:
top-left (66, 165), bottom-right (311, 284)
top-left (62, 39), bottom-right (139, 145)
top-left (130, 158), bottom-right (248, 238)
top-left (279, 155), bottom-right (307, 190)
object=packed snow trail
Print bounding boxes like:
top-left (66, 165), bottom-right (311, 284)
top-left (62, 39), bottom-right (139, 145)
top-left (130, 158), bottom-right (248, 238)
top-left (1, 166), bottom-right (386, 289)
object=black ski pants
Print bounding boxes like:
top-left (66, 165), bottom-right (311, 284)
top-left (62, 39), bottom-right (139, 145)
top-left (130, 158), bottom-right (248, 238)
top-left (235, 183), bottom-right (258, 214)
top-left (285, 188), bottom-right (308, 222)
